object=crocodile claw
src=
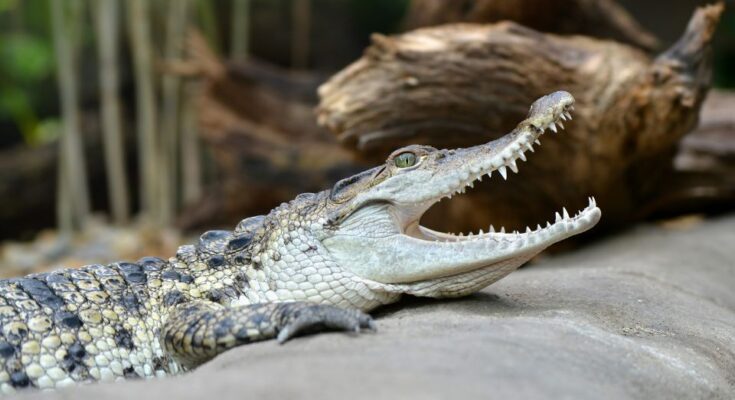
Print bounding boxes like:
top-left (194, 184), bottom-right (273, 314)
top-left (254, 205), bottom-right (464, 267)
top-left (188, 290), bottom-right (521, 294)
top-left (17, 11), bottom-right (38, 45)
top-left (276, 303), bottom-right (375, 344)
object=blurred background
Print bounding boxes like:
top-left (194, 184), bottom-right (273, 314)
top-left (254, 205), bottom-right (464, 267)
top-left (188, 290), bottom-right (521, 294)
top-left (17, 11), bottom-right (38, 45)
top-left (0, 0), bottom-right (733, 276)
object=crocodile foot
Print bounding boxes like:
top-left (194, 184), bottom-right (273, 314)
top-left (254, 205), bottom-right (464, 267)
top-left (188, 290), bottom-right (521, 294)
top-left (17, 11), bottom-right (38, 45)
top-left (275, 303), bottom-right (376, 344)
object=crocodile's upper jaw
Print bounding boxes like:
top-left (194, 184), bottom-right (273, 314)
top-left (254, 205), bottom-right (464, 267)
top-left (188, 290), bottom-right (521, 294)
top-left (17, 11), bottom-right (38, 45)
top-left (321, 91), bottom-right (601, 293)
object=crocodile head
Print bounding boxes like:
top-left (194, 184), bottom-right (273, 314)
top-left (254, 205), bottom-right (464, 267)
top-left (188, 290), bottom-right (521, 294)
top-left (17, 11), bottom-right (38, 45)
top-left (316, 91), bottom-right (601, 298)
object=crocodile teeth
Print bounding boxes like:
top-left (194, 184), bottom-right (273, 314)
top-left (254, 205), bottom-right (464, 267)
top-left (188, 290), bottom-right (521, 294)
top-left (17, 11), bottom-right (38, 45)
top-left (555, 212), bottom-right (562, 222)
top-left (563, 207), bottom-right (570, 219)
top-left (549, 122), bottom-right (557, 133)
top-left (518, 152), bottom-right (526, 162)
top-left (564, 111), bottom-right (572, 120)
top-left (525, 143), bottom-right (534, 152)
top-left (498, 166), bottom-right (508, 180)
top-left (558, 121), bottom-right (565, 130)
top-left (560, 114), bottom-right (567, 121)
top-left (534, 139), bottom-right (541, 145)
top-left (508, 160), bottom-right (518, 173)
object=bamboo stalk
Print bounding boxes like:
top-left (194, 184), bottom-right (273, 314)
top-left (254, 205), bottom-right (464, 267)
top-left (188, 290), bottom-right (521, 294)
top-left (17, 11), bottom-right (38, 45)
top-left (196, 0), bottom-right (220, 54)
top-left (231, 0), bottom-right (250, 62)
top-left (126, 0), bottom-right (159, 222)
top-left (159, 0), bottom-right (190, 225)
top-left (94, 0), bottom-right (131, 225)
top-left (181, 82), bottom-right (203, 205)
top-left (291, 0), bottom-right (311, 69)
top-left (51, 0), bottom-right (90, 232)
top-left (56, 143), bottom-right (73, 235)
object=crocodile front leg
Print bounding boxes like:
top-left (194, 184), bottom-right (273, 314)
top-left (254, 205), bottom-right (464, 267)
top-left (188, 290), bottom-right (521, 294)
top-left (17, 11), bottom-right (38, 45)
top-left (161, 301), bottom-right (375, 368)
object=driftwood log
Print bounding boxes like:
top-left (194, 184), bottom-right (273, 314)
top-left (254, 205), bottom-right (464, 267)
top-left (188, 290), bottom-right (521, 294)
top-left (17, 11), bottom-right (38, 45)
top-left (404, 0), bottom-right (659, 51)
top-left (316, 3), bottom-right (726, 235)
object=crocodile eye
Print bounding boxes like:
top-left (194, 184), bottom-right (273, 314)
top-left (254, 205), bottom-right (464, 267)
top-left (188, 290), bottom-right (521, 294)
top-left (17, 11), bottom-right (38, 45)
top-left (394, 152), bottom-right (417, 168)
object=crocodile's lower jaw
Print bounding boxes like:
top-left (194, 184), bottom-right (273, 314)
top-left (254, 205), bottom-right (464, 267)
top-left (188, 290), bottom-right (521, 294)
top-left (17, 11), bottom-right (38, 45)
top-left (325, 195), bottom-right (600, 285)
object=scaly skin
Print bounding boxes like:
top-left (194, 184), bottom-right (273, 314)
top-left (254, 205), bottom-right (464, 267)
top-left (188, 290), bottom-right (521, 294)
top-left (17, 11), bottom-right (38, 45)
top-left (0, 91), bottom-right (600, 394)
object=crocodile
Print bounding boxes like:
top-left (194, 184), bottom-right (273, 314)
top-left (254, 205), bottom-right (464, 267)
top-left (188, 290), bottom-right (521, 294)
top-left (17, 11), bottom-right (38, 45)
top-left (0, 91), bottom-right (599, 394)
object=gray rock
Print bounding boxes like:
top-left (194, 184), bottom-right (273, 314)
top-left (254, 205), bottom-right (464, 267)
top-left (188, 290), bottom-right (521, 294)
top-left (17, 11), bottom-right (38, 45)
top-left (18, 215), bottom-right (735, 400)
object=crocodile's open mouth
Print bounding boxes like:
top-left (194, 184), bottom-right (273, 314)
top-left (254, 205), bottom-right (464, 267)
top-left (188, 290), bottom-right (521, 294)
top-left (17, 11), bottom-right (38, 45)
top-left (322, 91), bottom-right (601, 286)
top-left (403, 99), bottom-right (600, 245)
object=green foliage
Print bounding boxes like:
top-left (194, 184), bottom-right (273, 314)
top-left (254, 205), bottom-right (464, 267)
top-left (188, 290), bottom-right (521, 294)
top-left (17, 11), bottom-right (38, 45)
top-left (0, 33), bottom-right (54, 83)
top-left (0, 0), bottom-right (19, 14)
top-left (0, 0), bottom-right (60, 146)
top-left (0, 85), bottom-right (60, 146)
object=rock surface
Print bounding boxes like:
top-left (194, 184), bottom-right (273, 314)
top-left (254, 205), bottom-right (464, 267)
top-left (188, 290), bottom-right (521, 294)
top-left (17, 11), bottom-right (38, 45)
top-left (18, 215), bottom-right (735, 400)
